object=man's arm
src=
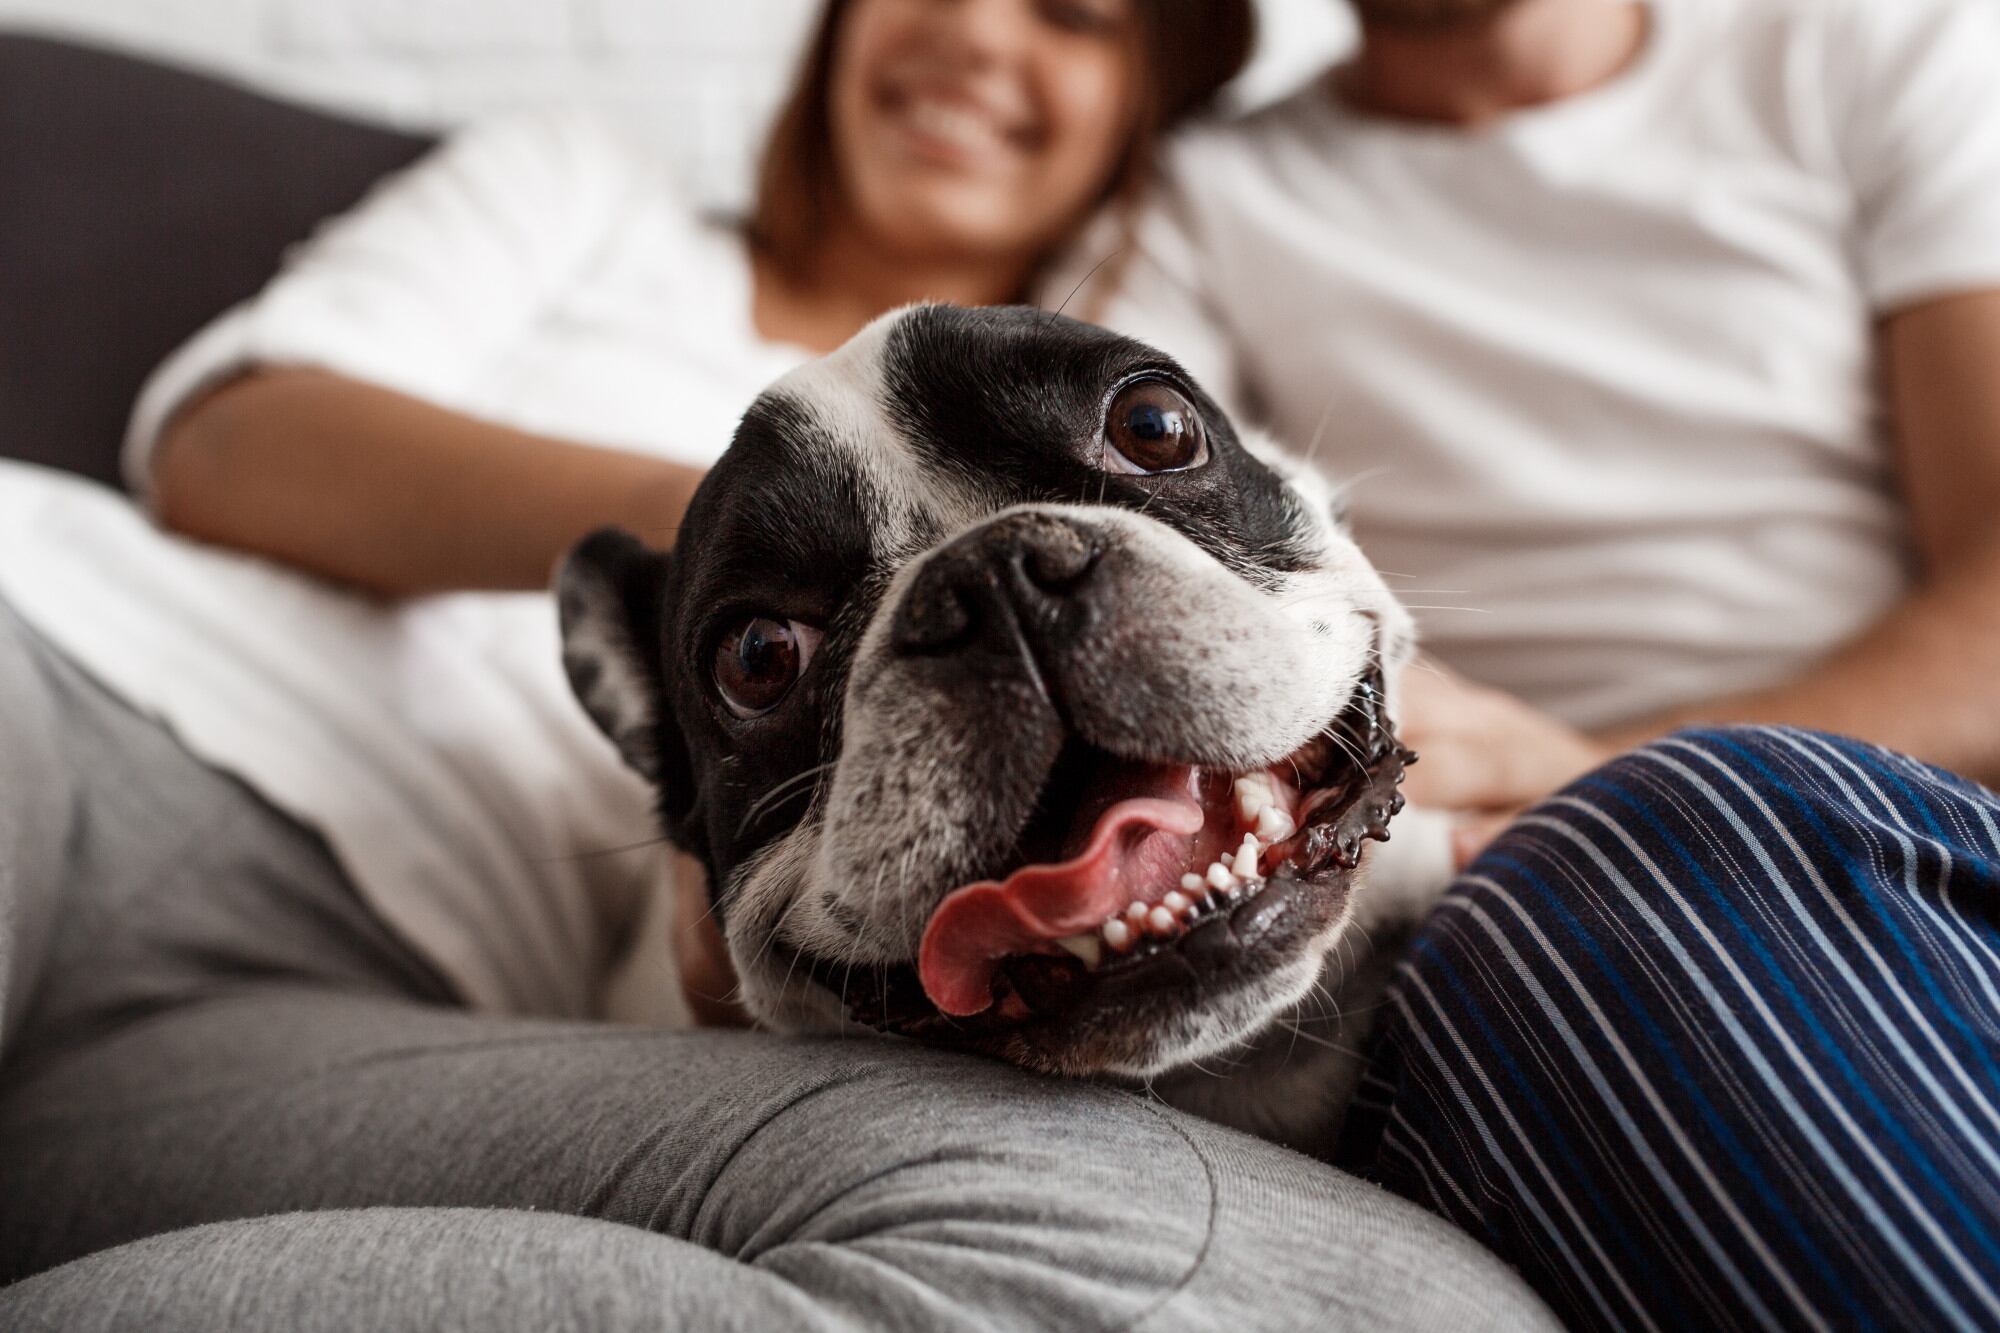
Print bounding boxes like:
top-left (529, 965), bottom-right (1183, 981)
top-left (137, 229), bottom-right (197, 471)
top-left (1601, 290), bottom-right (2000, 787)
top-left (1406, 290), bottom-right (2000, 862)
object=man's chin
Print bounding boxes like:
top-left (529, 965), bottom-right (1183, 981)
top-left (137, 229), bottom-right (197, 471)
top-left (1350, 0), bottom-right (1524, 30)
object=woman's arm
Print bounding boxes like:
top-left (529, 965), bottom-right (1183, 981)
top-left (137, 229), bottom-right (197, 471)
top-left (127, 113), bottom-right (704, 598)
top-left (155, 367), bottom-right (701, 598)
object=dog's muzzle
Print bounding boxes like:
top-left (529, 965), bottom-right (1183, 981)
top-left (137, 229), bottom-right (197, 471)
top-left (789, 500), bottom-right (1414, 1050)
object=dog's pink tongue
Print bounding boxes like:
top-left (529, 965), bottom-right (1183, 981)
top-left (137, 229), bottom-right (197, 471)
top-left (918, 765), bottom-right (1204, 1018)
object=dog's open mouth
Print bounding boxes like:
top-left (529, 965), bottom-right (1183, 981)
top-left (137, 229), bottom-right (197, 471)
top-left (796, 667), bottom-right (1413, 1046)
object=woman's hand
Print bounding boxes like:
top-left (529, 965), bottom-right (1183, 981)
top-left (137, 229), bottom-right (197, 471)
top-left (1395, 663), bottom-right (1615, 869)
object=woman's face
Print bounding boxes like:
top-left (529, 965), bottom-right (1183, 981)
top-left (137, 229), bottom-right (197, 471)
top-left (828, 0), bottom-right (1141, 266)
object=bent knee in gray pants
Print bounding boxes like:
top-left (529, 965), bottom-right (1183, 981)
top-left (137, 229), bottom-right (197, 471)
top-left (0, 597), bottom-right (1554, 1330)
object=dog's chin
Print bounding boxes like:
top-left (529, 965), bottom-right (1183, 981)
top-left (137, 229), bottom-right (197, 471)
top-left (768, 667), bottom-right (1413, 1079)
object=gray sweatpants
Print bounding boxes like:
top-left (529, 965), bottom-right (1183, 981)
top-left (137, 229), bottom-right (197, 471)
top-left (0, 599), bottom-right (1554, 1331)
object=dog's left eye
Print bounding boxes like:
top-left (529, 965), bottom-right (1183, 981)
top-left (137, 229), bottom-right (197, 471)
top-left (1101, 380), bottom-right (1207, 474)
top-left (714, 616), bottom-right (822, 719)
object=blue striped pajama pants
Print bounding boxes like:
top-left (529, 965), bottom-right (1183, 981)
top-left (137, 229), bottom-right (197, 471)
top-left (1340, 726), bottom-right (2000, 1333)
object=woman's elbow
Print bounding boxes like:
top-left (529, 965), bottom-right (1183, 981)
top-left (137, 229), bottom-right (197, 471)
top-left (148, 370), bottom-right (282, 537)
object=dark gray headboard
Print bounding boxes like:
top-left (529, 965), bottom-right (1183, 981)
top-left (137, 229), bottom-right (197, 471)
top-left (0, 33), bottom-right (436, 488)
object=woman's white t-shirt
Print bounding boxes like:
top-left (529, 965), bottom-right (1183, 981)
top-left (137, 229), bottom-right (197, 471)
top-left (0, 112), bottom-right (808, 1020)
top-left (1093, 0), bottom-right (2000, 730)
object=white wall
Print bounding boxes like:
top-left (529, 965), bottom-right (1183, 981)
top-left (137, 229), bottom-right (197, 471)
top-left (0, 0), bottom-right (1350, 210)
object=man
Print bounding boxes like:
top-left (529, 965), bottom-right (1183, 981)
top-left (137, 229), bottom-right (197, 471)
top-left (1072, 6), bottom-right (2000, 1329)
top-left (1102, 0), bottom-right (2000, 857)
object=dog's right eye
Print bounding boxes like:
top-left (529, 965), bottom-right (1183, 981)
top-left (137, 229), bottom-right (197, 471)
top-left (714, 616), bottom-right (822, 719)
top-left (1101, 379), bottom-right (1207, 475)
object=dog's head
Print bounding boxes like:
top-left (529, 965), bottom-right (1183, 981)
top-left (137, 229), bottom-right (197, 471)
top-left (559, 305), bottom-right (1413, 1077)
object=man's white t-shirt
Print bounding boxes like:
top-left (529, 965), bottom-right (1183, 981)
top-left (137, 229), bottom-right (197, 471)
top-left (0, 112), bottom-right (809, 1020)
top-left (1098, 0), bottom-right (2000, 729)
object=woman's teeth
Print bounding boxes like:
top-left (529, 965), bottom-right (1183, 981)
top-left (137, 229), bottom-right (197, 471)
top-left (902, 97), bottom-right (1009, 154)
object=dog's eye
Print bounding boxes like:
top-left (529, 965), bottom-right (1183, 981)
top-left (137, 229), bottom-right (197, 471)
top-left (714, 616), bottom-right (822, 719)
top-left (1102, 380), bottom-right (1207, 474)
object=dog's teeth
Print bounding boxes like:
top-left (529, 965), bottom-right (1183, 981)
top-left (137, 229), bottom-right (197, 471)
top-left (1235, 834), bottom-right (1262, 880)
top-left (1163, 890), bottom-right (1191, 917)
top-left (1124, 900), bottom-right (1149, 925)
top-left (1146, 906), bottom-right (1178, 937)
top-left (1205, 862), bottom-right (1235, 892)
top-left (1102, 918), bottom-right (1134, 951)
top-left (1054, 933), bottom-right (1103, 969)
top-left (1234, 775), bottom-right (1275, 823)
top-left (1256, 806), bottom-right (1296, 843)
top-left (1180, 872), bottom-right (1205, 893)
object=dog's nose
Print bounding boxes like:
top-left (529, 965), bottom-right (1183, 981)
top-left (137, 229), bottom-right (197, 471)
top-left (892, 512), bottom-right (1101, 659)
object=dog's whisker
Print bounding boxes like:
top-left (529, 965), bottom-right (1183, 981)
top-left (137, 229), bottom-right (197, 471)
top-left (747, 877), bottom-right (818, 984)
top-left (1278, 1019), bottom-right (1363, 1058)
top-left (738, 762), bottom-right (837, 837)
top-left (1328, 464), bottom-right (1396, 499)
top-left (1321, 726), bottom-right (1370, 773)
top-left (536, 832), bottom-right (674, 865)
top-left (1299, 391), bottom-right (1348, 471)
top-left (1281, 1010), bottom-right (1305, 1065)
top-left (1046, 246), bottom-right (1123, 324)
top-left (1291, 587), bottom-right (1468, 599)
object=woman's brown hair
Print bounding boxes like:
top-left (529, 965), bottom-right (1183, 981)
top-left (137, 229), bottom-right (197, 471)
top-left (750, 0), bottom-right (1256, 289)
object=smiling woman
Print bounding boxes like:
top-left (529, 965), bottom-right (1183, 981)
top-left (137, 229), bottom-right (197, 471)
top-left (755, 0), bottom-right (1253, 322)
top-left (0, 1), bottom-right (1329, 1316)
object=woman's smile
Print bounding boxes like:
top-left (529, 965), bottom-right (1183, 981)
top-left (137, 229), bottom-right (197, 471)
top-left (874, 78), bottom-right (1038, 173)
top-left (828, 0), bottom-right (1137, 263)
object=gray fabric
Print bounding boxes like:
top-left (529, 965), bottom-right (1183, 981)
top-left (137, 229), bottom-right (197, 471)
top-left (3, 1209), bottom-right (894, 1332)
top-left (0, 605), bottom-right (64, 1054)
top-left (0, 599), bottom-right (1557, 1330)
top-left (1, 1195), bottom-right (1536, 1333)
top-left (0, 603), bottom-right (455, 1083)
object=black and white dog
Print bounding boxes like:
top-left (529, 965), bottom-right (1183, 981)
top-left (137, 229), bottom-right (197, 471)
top-left (559, 304), bottom-right (1433, 1155)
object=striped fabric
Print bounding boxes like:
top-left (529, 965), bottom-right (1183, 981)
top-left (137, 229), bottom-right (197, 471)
top-left (1340, 726), bottom-right (2000, 1333)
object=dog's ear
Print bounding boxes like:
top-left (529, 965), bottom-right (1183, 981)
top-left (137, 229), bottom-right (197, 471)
top-left (556, 529), bottom-right (694, 824)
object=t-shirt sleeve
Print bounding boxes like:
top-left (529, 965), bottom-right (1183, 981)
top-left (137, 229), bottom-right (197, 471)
top-left (1828, 0), bottom-right (2000, 311)
top-left (123, 110), bottom-right (646, 496)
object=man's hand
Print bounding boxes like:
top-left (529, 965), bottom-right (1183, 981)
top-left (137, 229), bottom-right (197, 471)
top-left (1395, 663), bottom-right (1614, 869)
top-left (674, 854), bottom-right (749, 1028)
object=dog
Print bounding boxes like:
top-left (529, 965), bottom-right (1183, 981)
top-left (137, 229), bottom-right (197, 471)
top-left (558, 304), bottom-right (1438, 1156)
